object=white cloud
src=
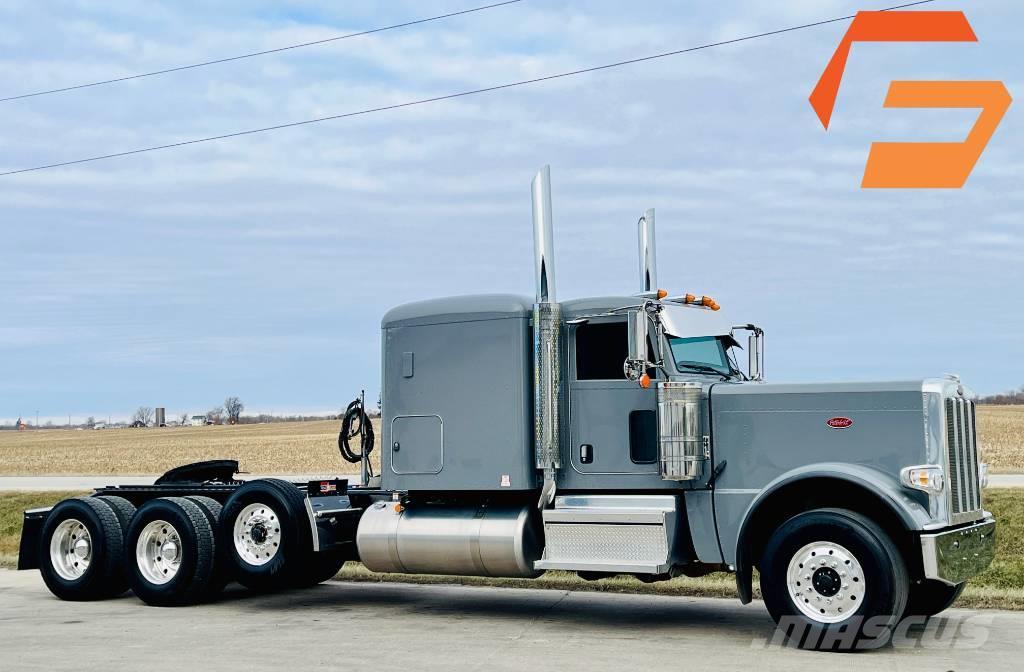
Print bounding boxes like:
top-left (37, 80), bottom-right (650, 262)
top-left (0, 0), bottom-right (1021, 420)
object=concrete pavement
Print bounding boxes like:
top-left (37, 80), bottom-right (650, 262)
top-left (1, 570), bottom-right (1021, 671)
top-left (990, 473), bottom-right (1024, 488)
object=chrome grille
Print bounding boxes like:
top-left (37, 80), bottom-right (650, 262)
top-left (945, 397), bottom-right (982, 518)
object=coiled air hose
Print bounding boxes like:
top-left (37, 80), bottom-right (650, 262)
top-left (338, 398), bottom-right (375, 466)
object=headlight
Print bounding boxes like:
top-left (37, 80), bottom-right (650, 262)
top-left (900, 465), bottom-right (944, 494)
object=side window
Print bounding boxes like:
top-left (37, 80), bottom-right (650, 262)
top-left (629, 410), bottom-right (658, 464)
top-left (574, 322), bottom-right (628, 380)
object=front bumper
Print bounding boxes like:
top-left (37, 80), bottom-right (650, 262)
top-left (920, 517), bottom-right (996, 585)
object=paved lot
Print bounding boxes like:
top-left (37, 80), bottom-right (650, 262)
top-left (1, 570), bottom-right (1020, 672)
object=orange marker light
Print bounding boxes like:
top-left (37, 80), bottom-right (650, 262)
top-left (684, 294), bottom-right (696, 304)
top-left (394, 503), bottom-right (403, 513)
top-left (700, 296), bottom-right (721, 311)
top-left (639, 373), bottom-right (651, 389)
top-left (656, 289), bottom-right (668, 300)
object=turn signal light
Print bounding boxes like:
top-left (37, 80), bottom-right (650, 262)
top-left (639, 373), bottom-right (651, 389)
top-left (900, 465), bottom-right (944, 494)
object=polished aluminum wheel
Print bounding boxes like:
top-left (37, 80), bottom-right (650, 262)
top-left (786, 541), bottom-right (866, 624)
top-left (49, 518), bottom-right (92, 581)
top-left (233, 502), bottom-right (281, 567)
top-left (136, 520), bottom-right (182, 585)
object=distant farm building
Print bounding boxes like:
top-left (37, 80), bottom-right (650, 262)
top-left (190, 415), bottom-right (207, 427)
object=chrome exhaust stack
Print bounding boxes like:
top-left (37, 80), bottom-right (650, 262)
top-left (638, 208), bottom-right (658, 294)
top-left (531, 166), bottom-right (561, 508)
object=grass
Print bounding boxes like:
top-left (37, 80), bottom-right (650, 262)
top-left (0, 406), bottom-right (1018, 475)
top-left (2, 489), bottom-right (1023, 610)
top-left (0, 491), bottom-right (87, 568)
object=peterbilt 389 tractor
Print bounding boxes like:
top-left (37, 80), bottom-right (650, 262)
top-left (19, 166), bottom-right (995, 650)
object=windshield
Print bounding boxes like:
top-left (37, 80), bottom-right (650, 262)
top-left (667, 336), bottom-right (735, 377)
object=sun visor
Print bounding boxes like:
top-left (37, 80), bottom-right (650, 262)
top-left (660, 304), bottom-right (737, 342)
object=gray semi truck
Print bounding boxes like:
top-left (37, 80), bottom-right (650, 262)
top-left (19, 166), bottom-right (995, 650)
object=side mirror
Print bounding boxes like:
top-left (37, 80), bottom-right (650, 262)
top-left (625, 309), bottom-right (649, 383)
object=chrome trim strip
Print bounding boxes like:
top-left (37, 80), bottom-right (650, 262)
top-left (534, 559), bottom-right (670, 574)
top-left (304, 497), bottom-right (320, 553)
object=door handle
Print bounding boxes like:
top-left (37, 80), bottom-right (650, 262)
top-left (580, 444), bottom-right (593, 464)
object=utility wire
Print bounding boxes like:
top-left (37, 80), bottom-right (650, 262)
top-left (0, 0), bottom-right (935, 178)
top-left (0, 0), bottom-right (523, 103)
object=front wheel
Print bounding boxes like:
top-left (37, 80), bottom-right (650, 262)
top-left (759, 508), bottom-right (909, 651)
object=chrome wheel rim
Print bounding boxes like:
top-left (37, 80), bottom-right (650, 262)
top-left (136, 520), bottom-right (182, 585)
top-left (786, 541), bottom-right (866, 624)
top-left (233, 503), bottom-right (281, 567)
top-left (49, 518), bottom-right (92, 581)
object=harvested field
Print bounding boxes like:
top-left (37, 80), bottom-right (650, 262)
top-left (978, 405), bottom-right (1024, 473)
top-left (0, 420), bottom-right (379, 475)
top-left (0, 406), bottom-right (1018, 476)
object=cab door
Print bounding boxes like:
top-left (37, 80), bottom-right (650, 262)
top-left (565, 318), bottom-right (661, 484)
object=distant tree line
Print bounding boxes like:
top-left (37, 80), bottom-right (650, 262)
top-left (1, 395), bottom-right (381, 430)
top-left (979, 387), bottom-right (1024, 405)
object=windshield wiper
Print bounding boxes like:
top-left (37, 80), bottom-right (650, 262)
top-left (676, 363), bottom-right (732, 380)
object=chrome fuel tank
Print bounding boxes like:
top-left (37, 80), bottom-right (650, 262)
top-left (356, 502), bottom-right (543, 578)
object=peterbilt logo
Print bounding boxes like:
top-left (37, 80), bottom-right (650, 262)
top-left (827, 417), bottom-right (854, 429)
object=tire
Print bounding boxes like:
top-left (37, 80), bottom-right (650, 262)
top-left (759, 508), bottom-right (909, 651)
top-left (126, 497), bottom-right (217, 606)
top-left (95, 495), bottom-right (136, 533)
top-left (38, 497), bottom-right (127, 601)
top-left (185, 495), bottom-right (223, 524)
top-left (294, 551), bottom-right (347, 588)
top-left (184, 496), bottom-right (230, 596)
top-left (904, 579), bottom-right (965, 618)
top-left (220, 479), bottom-right (313, 591)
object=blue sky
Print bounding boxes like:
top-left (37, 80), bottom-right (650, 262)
top-left (1, 0), bottom-right (1020, 423)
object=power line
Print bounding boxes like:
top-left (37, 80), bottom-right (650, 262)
top-left (0, 0), bottom-right (523, 103)
top-left (1, 0), bottom-right (935, 178)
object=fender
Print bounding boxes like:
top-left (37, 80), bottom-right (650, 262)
top-left (731, 462), bottom-right (931, 604)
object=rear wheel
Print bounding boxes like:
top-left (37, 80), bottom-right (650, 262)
top-left (759, 508), bottom-right (909, 651)
top-left (95, 495), bottom-right (136, 533)
top-left (126, 497), bottom-right (217, 606)
top-left (184, 495), bottom-right (229, 596)
top-left (220, 479), bottom-right (313, 591)
top-left (39, 497), bottom-right (126, 601)
top-left (904, 579), bottom-right (965, 618)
